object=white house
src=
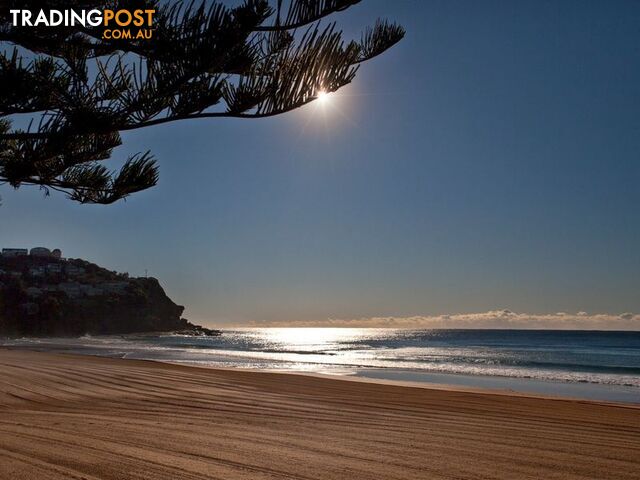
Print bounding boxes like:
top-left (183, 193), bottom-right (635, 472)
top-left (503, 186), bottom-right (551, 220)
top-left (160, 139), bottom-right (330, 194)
top-left (1, 248), bottom-right (28, 257)
top-left (30, 247), bottom-right (52, 257)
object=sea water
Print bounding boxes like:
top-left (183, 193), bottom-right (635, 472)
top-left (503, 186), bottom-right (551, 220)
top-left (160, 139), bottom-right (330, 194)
top-left (3, 329), bottom-right (639, 403)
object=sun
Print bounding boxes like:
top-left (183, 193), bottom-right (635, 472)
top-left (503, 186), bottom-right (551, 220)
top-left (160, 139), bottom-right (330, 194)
top-left (316, 90), bottom-right (330, 103)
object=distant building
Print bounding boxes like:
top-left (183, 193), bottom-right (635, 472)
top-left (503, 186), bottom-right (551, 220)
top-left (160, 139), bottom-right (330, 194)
top-left (29, 266), bottom-right (46, 277)
top-left (58, 282), bottom-right (82, 298)
top-left (65, 264), bottom-right (86, 276)
top-left (46, 264), bottom-right (63, 274)
top-left (2, 248), bottom-right (28, 257)
top-left (0, 247), bottom-right (63, 258)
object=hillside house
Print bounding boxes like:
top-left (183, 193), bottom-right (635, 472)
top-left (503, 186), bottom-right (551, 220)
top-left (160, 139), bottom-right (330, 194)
top-left (1, 248), bottom-right (28, 257)
top-left (46, 264), bottom-right (63, 274)
top-left (58, 282), bottom-right (82, 298)
top-left (65, 264), bottom-right (86, 276)
top-left (29, 266), bottom-right (46, 277)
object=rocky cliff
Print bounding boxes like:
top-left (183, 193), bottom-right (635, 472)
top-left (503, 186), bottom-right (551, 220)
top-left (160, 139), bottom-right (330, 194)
top-left (0, 255), bottom-right (218, 337)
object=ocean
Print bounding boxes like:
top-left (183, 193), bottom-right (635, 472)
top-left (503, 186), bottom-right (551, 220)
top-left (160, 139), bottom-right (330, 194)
top-left (3, 328), bottom-right (639, 403)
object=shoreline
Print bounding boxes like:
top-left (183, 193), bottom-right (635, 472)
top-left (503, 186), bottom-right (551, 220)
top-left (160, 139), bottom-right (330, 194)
top-left (158, 361), bottom-right (640, 407)
top-left (3, 343), bottom-right (639, 406)
top-left (1, 348), bottom-right (639, 479)
top-left (353, 368), bottom-right (640, 405)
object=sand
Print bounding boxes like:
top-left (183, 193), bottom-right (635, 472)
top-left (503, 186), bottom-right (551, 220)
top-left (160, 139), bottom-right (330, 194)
top-left (0, 349), bottom-right (638, 480)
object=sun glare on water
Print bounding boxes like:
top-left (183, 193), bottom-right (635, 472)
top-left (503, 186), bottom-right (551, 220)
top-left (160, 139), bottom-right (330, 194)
top-left (258, 328), bottom-right (368, 352)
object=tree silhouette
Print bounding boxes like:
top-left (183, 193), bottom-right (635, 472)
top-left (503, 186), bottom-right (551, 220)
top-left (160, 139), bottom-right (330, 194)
top-left (0, 0), bottom-right (404, 204)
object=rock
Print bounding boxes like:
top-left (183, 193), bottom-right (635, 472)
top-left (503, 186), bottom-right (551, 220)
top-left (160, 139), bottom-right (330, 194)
top-left (0, 255), bottom-right (215, 337)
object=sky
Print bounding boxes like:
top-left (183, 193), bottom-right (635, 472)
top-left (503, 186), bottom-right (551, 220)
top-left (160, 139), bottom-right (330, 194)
top-left (1, 0), bottom-right (639, 328)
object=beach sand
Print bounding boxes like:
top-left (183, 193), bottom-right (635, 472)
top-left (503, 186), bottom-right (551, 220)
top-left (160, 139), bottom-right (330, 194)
top-left (0, 349), bottom-right (638, 480)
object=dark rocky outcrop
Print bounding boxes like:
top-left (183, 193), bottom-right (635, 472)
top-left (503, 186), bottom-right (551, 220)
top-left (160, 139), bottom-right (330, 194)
top-left (0, 255), bottom-right (220, 337)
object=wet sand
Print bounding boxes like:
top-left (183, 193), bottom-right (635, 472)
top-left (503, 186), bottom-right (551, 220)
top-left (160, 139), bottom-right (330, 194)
top-left (0, 348), bottom-right (638, 479)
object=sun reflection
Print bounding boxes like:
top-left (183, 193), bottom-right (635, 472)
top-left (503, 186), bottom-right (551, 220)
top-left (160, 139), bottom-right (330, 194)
top-left (259, 328), bottom-right (367, 352)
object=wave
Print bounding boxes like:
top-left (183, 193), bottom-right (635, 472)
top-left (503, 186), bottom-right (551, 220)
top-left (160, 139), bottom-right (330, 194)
top-left (2, 329), bottom-right (640, 390)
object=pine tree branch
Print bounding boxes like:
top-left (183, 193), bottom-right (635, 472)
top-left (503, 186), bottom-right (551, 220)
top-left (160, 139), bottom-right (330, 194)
top-left (254, 0), bottom-right (360, 31)
top-left (1, 0), bottom-right (404, 204)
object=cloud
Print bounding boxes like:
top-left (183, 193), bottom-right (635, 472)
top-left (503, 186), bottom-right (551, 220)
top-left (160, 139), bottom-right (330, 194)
top-left (252, 310), bottom-right (640, 330)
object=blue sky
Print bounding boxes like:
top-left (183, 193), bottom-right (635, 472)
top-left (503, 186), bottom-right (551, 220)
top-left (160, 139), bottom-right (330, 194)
top-left (1, 0), bottom-right (639, 326)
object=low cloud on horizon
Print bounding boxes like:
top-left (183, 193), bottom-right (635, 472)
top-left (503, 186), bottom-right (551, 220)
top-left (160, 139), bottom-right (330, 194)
top-left (250, 310), bottom-right (640, 330)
